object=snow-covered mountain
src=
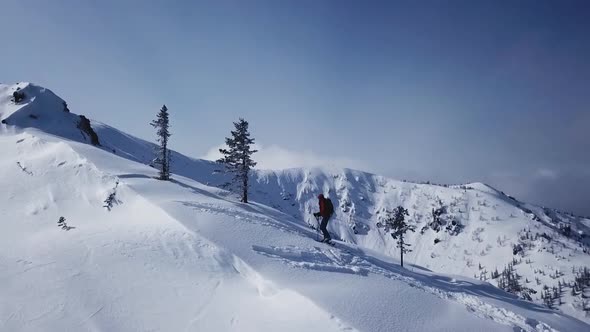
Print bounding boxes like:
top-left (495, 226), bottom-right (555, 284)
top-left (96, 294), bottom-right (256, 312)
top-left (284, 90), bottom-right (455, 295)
top-left (1, 82), bottom-right (589, 331)
top-left (247, 169), bottom-right (590, 322)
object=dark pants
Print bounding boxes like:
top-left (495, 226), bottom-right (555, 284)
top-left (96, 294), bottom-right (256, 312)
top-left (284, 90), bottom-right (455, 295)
top-left (320, 216), bottom-right (331, 240)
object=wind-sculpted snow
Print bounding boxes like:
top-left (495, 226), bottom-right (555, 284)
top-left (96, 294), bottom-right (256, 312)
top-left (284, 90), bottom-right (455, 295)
top-left (252, 245), bottom-right (371, 275)
top-left (249, 243), bottom-right (572, 332)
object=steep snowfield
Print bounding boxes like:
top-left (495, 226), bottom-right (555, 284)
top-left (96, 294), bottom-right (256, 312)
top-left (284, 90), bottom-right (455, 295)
top-left (1, 82), bottom-right (589, 331)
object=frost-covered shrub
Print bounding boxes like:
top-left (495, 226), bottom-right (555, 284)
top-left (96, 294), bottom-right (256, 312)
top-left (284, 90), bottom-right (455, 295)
top-left (445, 219), bottom-right (463, 235)
top-left (512, 244), bottom-right (524, 256)
top-left (57, 217), bottom-right (75, 231)
top-left (103, 181), bottom-right (121, 211)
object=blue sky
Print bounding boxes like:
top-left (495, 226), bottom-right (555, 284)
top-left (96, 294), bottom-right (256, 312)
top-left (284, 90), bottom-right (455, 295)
top-left (2, 0), bottom-right (589, 215)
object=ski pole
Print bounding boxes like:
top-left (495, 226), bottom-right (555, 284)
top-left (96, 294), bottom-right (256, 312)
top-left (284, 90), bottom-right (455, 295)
top-left (315, 215), bottom-right (320, 241)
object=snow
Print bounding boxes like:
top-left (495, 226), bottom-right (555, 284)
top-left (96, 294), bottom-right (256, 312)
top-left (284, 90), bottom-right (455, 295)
top-left (1, 82), bottom-right (589, 331)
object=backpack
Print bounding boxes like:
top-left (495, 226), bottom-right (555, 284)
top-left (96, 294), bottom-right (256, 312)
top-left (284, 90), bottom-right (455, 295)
top-left (325, 198), bottom-right (335, 216)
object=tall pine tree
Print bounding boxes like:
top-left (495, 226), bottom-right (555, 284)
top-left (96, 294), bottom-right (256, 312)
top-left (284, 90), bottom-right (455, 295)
top-left (217, 118), bottom-right (257, 203)
top-left (376, 206), bottom-right (416, 267)
top-left (150, 105), bottom-right (171, 180)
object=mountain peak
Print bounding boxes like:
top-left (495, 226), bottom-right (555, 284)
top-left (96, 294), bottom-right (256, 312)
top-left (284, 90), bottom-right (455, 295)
top-left (0, 82), bottom-right (101, 146)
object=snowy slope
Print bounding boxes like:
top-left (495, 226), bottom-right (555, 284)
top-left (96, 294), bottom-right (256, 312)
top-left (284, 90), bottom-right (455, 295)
top-left (1, 82), bottom-right (589, 331)
top-left (246, 168), bottom-right (590, 322)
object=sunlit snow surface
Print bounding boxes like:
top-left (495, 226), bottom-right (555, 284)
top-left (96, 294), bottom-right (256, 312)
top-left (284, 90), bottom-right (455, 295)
top-left (1, 83), bottom-right (589, 331)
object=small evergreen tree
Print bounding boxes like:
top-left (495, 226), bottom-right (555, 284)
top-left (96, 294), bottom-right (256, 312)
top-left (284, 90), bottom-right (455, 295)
top-left (103, 181), bottom-right (120, 211)
top-left (376, 206), bottom-right (416, 267)
top-left (57, 217), bottom-right (75, 231)
top-left (217, 118), bottom-right (257, 203)
top-left (542, 287), bottom-right (554, 309)
top-left (150, 105), bottom-right (171, 180)
top-left (491, 268), bottom-right (500, 279)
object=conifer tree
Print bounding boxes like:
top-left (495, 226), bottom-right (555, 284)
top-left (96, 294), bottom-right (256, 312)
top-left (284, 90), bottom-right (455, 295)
top-left (150, 105), bottom-right (171, 180)
top-left (376, 206), bottom-right (416, 267)
top-left (217, 118), bottom-right (257, 203)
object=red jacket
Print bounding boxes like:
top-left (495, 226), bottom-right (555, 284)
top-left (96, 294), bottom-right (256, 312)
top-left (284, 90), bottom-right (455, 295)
top-left (318, 195), bottom-right (329, 218)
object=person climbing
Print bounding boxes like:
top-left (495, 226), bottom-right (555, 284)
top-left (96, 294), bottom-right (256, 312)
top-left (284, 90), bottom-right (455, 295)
top-left (313, 194), bottom-right (334, 243)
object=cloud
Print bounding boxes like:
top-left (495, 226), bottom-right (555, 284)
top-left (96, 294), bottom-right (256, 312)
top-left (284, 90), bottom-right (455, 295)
top-left (202, 143), bottom-right (370, 171)
top-left (486, 167), bottom-right (590, 216)
top-left (534, 168), bottom-right (558, 179)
